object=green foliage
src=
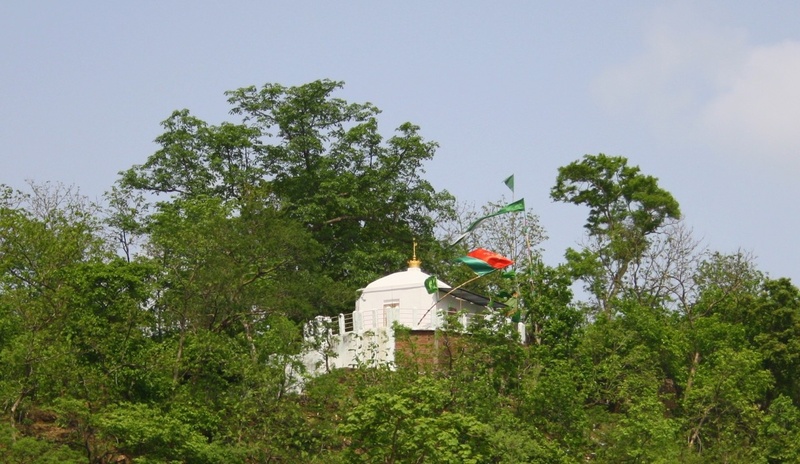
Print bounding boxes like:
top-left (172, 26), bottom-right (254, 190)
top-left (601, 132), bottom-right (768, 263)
top-left (742, 278), bottom-right (800, 403)
top-left (121, 79), bottom-right (455, 312)
top-left (593, 388), bottom-right (681, 464)
top-left (521, 261), bottom-right (581, 356)
top-left (759, 395), bottom-right (800, 462)
top-left (682, 347), bottom-right (773, 460)
top-left (342, 378), bottom-right (490, 463)
top-left (145, 194), bottom-right (323, 324)
top-left (6, 94), bottom-right (800, 463)
top-left (551, 154), bottom-right (680, 240)
top-left (341, 376), bottom-right (571, 464)
top-left (551, 154), bottom-right (681, 314)
top-left (97, 402), bottom-right (237, 463)
top-left (0, 420), bottom-right (85, 463)
top-left (520, 359), bottom-right (588, 453)
top-left (0, 185), bottom-right (110, 419)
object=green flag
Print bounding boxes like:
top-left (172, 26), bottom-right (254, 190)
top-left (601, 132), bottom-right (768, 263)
top-left (504, 295), bottom-right (521, 322)
top-left (503, 174), bottom-right (514, 193)
top-left (450, 198), bottom-right (525, 246)
top-left (424, 275), bottom-right (438, 294)
top-left (465, 198), bottom-right (525, 232)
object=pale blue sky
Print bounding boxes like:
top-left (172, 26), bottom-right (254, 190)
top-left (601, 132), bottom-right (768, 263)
top-left (3, 1), bottom-right (800, 283)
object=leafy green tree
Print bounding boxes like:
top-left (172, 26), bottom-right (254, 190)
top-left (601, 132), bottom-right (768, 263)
top-left (121, 80), bottom-right (454, 312)
top-left (342, 378), bottom-right (492, 463)
top-left (119, 110), bottom-right (266, 201)
top-left (571, 296), bottom-right (686, 461)
top-left (739, 278), bottom-right (800, 404)
top-left (0, 420), bottom-right (85, 463)
top-left (680, 252), bottom-right (763, 412)
top-left (0, 184), bottom-right (163, 461)
top-left (593, 384), bottom-right (680, 464)
top-left (62, 260), bottom-right (159, 401)
top-left (0, 184), bottom-right (107, 423)
top-left (518, 358), bottom-right (588, 454)
top-left (658, 252), bottom-right (776, 460)
top-left (758, 394), bottom-right (800, 462)
top-left (103, 184), bottom-right (150, 262)
top-left (97, 402), bottom-right (236, 463)
top-left (682, 347), bottom-right (772, 461)
top-left (139, 195), bottom-right (314, 419)
top-left (551, 154), bottom-right (680, 315)
top-left (144, 195), bottom-right (323, 330)
top-left (520, 261), bottom-right (580, 354)
top-left (341, 374), bottom-right (570, 464)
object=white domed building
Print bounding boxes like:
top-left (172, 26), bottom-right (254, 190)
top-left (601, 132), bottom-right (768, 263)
top-left (301, 252), bottom-right (525, 377)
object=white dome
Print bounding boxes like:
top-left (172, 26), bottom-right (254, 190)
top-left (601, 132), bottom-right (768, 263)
top-left (363, 266), bottom-right (449, 292)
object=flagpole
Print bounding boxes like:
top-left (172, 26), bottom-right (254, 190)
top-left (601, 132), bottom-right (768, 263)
top-left (503, 175), bottom-right (526, 323)
top-left (508, 176), bottom-right (517, 263)
top-left (518, 190), bottom-right (540, 344)
top-left (507, 177), bottom-right (521, 321)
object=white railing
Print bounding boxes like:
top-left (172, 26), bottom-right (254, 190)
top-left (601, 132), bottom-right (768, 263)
top-left (307, 310), bottom-right (526, 343)
top-left (331, 308), bottom-right (526, 343)
top-left (338, 307), bottom-right (440, 333)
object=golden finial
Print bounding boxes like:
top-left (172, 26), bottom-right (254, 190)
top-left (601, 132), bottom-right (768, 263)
top-left (408, 238), bottom-right (422, 268)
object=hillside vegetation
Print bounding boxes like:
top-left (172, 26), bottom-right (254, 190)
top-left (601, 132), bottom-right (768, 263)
top-left (2, 81), bottom-right (799, 463)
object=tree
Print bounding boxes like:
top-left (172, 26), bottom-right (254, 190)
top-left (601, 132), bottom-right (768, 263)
top-left (120, 80), bottom-right (454, 313)
top-left (729, 277), bottom-right (800, 404)
top-left (0, 183), bottom-right (107, 424)
top-left (551, 154), bottom-right (681, 315)
top-left (622, 220), bottom-right (705, 311)
top-left (682, 347), bottom-right (772, 460)
top-left (103, 184), bottom-right (150, 263)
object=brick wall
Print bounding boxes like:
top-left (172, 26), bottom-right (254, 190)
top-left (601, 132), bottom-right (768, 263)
top-left (394, 330), bottom-right (467, 371)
